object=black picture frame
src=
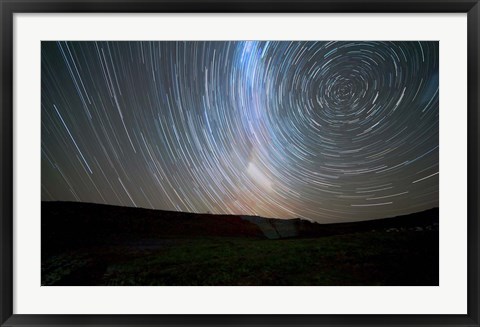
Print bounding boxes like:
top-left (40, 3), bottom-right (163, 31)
top-left (1, 0), bottom-right (479, 326)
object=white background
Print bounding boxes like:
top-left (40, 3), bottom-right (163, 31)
top-left (14, 13), bottom-right (467, 314)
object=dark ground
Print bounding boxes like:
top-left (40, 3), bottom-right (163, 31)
top-left (41, 202), bottom-right (439, 286)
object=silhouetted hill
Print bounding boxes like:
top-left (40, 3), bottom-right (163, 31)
top-left (42, 201), bottom-right (438, 252)
top-left (244, 207), bottom-right (438, 239)
top-left (42, 201), bottom-right (263, 254)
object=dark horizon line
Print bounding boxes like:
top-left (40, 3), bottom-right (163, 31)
top-left (41, 200), bottom-right (439, 225)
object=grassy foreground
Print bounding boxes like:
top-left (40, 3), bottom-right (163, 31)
top-left (42, 230), bottom-right (438, 286)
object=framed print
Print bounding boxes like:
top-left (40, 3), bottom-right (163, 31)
top-left (1, 0), bottom-right (479, 326)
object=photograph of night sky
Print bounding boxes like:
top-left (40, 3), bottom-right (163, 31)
top-left (41, 41), bottom-right (439, 286)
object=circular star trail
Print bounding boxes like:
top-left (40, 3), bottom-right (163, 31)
top-left (41, 41), bottom-right (439, 222)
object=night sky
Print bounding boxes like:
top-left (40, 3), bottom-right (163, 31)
top-left (41, 41), bottom-right (439, 223)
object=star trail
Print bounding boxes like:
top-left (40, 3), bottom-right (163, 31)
top-left (41, 41), bottom-right (439, 222)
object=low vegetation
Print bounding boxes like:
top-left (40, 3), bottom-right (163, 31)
top-left (42, 231), bottom-right (438, 286)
